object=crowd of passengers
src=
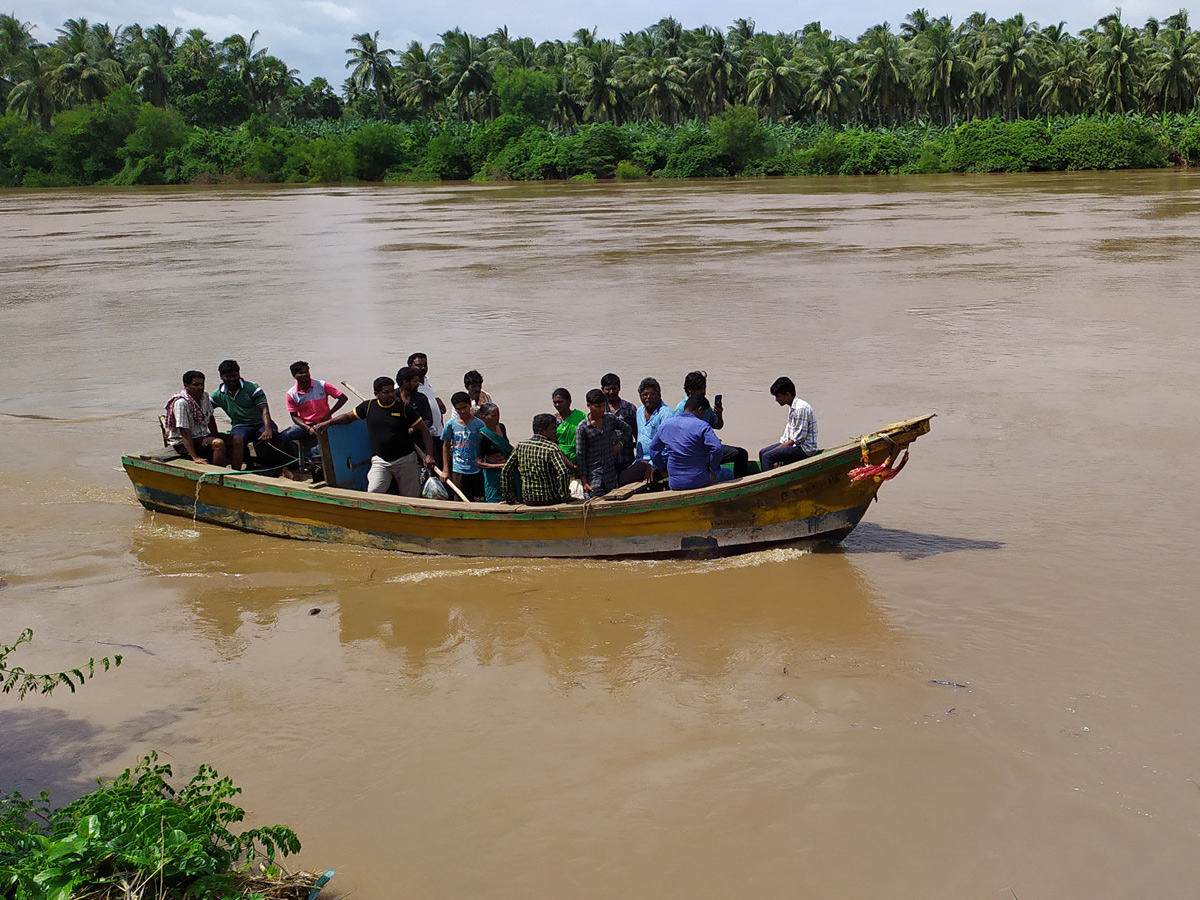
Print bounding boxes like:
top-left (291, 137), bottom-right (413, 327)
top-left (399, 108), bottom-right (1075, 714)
top-left (163, 353), bottom-right (818, 506)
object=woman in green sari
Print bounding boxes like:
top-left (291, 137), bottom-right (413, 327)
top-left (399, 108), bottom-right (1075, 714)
top-left (475, 402), bottom-right (517, 503)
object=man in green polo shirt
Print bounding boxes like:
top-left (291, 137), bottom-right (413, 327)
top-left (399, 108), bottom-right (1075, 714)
top-left (211, 359), bottom-right (296, 465)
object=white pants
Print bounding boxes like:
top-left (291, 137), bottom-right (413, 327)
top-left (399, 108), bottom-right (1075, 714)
top-left (367, 453), bottom-right (421, 496)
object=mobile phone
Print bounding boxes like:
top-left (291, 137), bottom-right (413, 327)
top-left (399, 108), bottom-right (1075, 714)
top-left (714, 394), bottom-right (723, 406)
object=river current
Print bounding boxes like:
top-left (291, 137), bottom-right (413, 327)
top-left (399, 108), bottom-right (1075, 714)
top-left (2, 171), bottom-right (1199, 897)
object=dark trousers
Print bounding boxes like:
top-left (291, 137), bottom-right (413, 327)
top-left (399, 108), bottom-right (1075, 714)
top-left (619, 460), bottom-right (655, 486)
top-left (721, 444), bottom-right (749, 478)
top-left (759, 443), bottom-right (811, 470)
top-left (231, 421), bottom-right (297, 455)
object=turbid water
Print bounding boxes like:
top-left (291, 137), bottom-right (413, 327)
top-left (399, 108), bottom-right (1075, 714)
top-left (2, 170), bottom-right (1200, 898)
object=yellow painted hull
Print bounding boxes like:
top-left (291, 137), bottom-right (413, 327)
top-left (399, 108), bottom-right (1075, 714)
top-left (122, 415), bottom-right (932, 558)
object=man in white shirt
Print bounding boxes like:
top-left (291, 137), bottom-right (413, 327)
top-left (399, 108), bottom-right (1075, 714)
top-left (759, 376), bottom-right (818, 470)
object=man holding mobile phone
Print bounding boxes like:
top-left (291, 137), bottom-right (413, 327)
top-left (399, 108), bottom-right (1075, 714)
top-left (673, 371), bottom-right (749, 478)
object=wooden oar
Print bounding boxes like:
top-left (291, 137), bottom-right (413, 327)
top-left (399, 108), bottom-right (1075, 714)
top-left (341, 380), bottom-right (470, 503)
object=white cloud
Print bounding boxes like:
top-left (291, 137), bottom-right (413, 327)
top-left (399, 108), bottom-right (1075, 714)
top-left (303, 0), bottom-right (360, 25)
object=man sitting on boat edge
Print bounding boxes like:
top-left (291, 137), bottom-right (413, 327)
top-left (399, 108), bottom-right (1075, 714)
top-left (759, 376), bottom-right (819, 470)
top-left (211, 359), bottom-right (296, 469)
top-left (165, 370), bottom-right (239, 468)
top-left (282, 360), bottom-right (347, 478)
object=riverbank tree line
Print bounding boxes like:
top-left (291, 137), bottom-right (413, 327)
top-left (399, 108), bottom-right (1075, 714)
top-left (2, 10), bottom-right (1200, 185)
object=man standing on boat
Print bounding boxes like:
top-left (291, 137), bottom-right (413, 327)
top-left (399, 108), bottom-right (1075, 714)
top-left (576, 388), bottom-right (632, 498)
top-left (600, 373), bottom-right (638, 474)
top-left (396, 366), bottom-right (434, 434)
top-left (650, 395), bottom-right (733, 491)
top-left (408, 353), bottom-right (446, 463)
top-left (673, 371), bottom-right (749, 478)
top-left (759, 377), bottom-right (819, 470)
top-left (501, 414), bottom-right (572, 506)
top-left (316, 376), bottom-right (435, 496)
top-left (166, 370), bottom-right (239, 468)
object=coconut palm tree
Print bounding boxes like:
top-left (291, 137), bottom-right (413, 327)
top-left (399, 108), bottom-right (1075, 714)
top-left (0, 13), bottom-right (33, 66)
top-left (553, 65), bottom-right (584, 127)
top-left (7, 46), bottom-right (61, 129)
top-left (632, 51), bottom-right (688, 123)
top-left (178, 29), bottom-right (215, 71)
top-left (981, 17), bottom-right (1040, 119)
top-left (1163, 9), bottom-right (1190, 33)
top-left (728, 18), bottom-right (757, 51)
top-left (802, 44), bottom-right (858, 125)
top-left (222, 31), bottom-right (267, 92)
top-left (901, 8), bottom-right (934, 40)
top-left (745, 33), bottom-right (801, 119)
top-left (130, 24), bottom-right (181, 106)
top-left (436, 28), bottom-right (497, 119)
top-left (54, 18), bottom-right (91, 55)
top-left (253, 55), bottom-right (300, 113)
top-left (1089, 13), bottom-right (1142, 113)
top-left (857, 23), bottom-right (911, 124)
top-left (1037, 40), bottom-right (1089, 113)
top-left (1149, 26), bottom-right (1200, 112)
top-left (54, 49), bottom-right (123, 106)
top-left (686, 26), bottom-right (742, 118)
top-left (572, 40), bottom-right (627, 122)
top-left (395, 41), bottom-right (443, 115)
top-left (346, 30), bottom-right (396, 119)
top-left (914, 18), bottom-right (973, 124)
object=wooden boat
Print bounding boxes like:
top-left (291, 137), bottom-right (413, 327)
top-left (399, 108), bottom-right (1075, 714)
top-left (121, 414), bottom-right (933, 559)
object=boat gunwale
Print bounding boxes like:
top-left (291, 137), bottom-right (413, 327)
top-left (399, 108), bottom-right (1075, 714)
top-left (121, 414), bottom-right (933, 521)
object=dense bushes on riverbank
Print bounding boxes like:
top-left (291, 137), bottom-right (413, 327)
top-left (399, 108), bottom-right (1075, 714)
top-left (1, 94), bottom-right (1196, 187)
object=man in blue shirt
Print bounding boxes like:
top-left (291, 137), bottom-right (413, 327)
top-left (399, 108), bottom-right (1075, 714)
top-left (673, 370), bottom-right (749, 478)
top-left (649, 395), bottom-right (735, 491)
top-left (618, 377), bottom-right (673, 486)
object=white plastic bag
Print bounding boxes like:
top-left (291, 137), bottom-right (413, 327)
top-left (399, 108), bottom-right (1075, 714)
top-left (422, 475), bottom-right (450, 500)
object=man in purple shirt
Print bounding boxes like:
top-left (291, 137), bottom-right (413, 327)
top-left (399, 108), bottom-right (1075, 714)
top-left (649, 395), bottom-right (735, 491)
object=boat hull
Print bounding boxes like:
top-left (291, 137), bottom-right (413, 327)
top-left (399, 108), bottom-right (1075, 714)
top-left (123, 415), bottom-right (931, 559)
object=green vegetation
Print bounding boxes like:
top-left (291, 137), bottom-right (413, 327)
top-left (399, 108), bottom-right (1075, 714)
top-left (0, 754), bottom-right (303, 900)
top-left (1, 630), bottom-right (121, 699)
top-left (1, 634), bottom-right (311, 899)
top-left (1, 10), bottom-right (1199, 184)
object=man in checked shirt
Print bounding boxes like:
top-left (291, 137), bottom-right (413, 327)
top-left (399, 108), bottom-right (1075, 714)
top-left (501, 413), bottom-right (573, 506)
top-left (759, 376), bottom-right (819, 471)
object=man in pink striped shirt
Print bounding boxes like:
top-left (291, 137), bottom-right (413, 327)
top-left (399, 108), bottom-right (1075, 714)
top-left (281, 361), bottom-right (348, 471)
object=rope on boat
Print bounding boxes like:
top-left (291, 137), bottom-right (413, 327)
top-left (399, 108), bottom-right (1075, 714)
top-left (191, 449), bottom-right (304, 523)
top-left (848, 434), bottom-right (910, 484)
top-left (581, 496), bottom-right (597, 548)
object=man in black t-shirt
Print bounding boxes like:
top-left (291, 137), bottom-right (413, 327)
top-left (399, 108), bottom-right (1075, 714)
top-left (317, 376), bottom-right (435, 496)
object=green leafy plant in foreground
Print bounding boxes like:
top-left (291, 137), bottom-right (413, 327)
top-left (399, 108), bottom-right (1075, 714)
top-left (0, 753), bottom-right (301, 900)
top-left (0, 630), bottom-right (121, 700)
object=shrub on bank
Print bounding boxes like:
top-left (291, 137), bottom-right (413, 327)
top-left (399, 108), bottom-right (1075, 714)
top-left (1050, 118), bottom-right (1169, 169)
top-left (0, 110), bottom-right (1187, 186)
top-left (1179, 125), bottom-right (1200, 164)
top-left (0, 754), bottom-right (308, 900)
top-left (944, 118), bottom-right (1055, 172)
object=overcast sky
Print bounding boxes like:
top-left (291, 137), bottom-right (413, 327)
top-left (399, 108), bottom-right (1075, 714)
top-left (22, 0), bottom-right (1169, 85)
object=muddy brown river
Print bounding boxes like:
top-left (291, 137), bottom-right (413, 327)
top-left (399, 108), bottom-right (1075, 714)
top-left (2, 171), bottom-right (1200, 897)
